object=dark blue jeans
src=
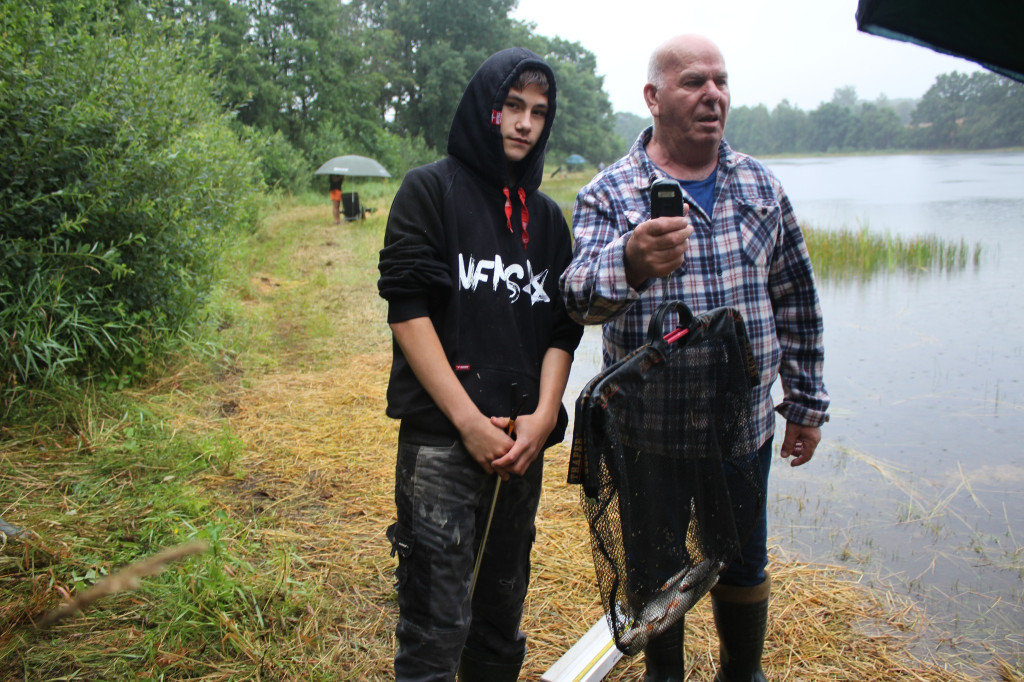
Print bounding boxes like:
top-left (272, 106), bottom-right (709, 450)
top-left (388, 427), bottom-right (544, 681)
top-left (717, 437), bottom-right (772, 587)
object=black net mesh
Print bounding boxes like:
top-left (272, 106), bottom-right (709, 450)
top-left (568, 302), bottom-right (764, 655)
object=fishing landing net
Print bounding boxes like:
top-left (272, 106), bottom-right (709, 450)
top-left (568, 301), bottom-right (764, 655)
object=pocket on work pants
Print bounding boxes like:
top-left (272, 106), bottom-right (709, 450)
top-left (392, 436), bottom-right (485, 630)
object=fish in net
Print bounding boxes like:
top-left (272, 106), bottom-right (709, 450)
top-left (567, 301), bottom-right (764, 655)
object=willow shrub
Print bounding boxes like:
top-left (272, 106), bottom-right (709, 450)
top-left (0, 2), bottom-right (262, 405)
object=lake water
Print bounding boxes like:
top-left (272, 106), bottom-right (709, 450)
top-left (564, 152), bottom-right (1024, 669)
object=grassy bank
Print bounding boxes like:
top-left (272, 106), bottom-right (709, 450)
top-left (1, 192), bottom-right (1016, 680)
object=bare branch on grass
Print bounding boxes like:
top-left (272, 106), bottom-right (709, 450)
top-left (37, 540), bottom-right (208, 629)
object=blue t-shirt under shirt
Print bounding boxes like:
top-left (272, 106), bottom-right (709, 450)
top-left (678, 167), bottom-right (717, 218)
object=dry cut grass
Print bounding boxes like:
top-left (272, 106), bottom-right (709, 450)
top-left (212, 289), bottom-right (1018, 680)
top-left (3, 200), bottom-right (1018, 680)
top-left (198, 202), bottom-right (1018, 680)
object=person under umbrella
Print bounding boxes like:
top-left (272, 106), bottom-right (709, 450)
top-left (329, 174), bottom-right (343, 224)
top-left (314, 155), bottom-right (392, 222)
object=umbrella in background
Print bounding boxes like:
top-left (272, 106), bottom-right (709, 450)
top-left (315, 155), bottom-right (390, 221)
top-left (856, 0), bottom-right (1024, 83)
top-left (314, 155), bottom-right (391, 178)
top-left (565, 154), bottom-right (587, 166)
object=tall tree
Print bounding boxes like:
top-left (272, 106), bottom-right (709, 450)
top-left (724, 104), bottom-right (772, 154)
top-left (850, 102), bottom-right (905, 150)
top-left (806, 101), bottom-right (855, 152)
top-left (771, 99), bottom-right (808, 153)
top-left (958, 72), bottom-right (1024, 149)
top-left (615, 111), bottom-right (652, 152)
top-left (361, 0), bottom-right (520, 150)
top-left (831, 85), bottom-right (859, 110)
top-left (535, 36), bottom-right (623, 165)
top-left (157, 0), bottom-right (382, 155)
top-left (912, 71), bottom-right (972, 148)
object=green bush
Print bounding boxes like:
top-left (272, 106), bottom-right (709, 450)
top-left (0, 2), bottom-right (262, 405)
top-left (369, 128), bottom-right (439, 179)
top-left (252, 127), bottom-right (312, 195)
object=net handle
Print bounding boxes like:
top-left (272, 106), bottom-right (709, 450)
top-left (646, 300), bottom-right (696, 349)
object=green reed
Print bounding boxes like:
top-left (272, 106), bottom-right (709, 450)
top-left (803, 224), bottom-right (983, 283)
top-left (541, 171), bottom-right (984, 285)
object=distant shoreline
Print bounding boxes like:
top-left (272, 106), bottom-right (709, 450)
top-left (757, 146), bottom-right (1024, 160)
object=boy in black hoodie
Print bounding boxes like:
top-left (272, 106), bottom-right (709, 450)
top-left (377, 49), bottom-right (583, 681)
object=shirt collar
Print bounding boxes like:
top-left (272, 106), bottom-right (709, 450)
top-left (631, 125), bottom-right (741, 190)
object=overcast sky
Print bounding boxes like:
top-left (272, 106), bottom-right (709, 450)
top-left (511, 0), bottom-right (982, 117)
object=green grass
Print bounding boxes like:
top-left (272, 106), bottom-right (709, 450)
top-left (0, 384), bottom-right (299, 678)
top-left (210, 191), bottom-right (394, 370)
top-left (0, 190), bottom-right (397, 679)
top-left (539, 168), bottom-right (591, 223)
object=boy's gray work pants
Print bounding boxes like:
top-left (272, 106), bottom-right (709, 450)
top-left (388, 426), bottom-right (544, 681)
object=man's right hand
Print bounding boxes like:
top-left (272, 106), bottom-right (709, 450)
top-left (624, 206), bottom-right (693, 288)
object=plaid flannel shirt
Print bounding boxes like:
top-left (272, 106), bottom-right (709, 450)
top-left (560, 128), bottom-right (829, 446)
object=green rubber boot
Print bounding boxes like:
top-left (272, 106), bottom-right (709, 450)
top-left (711, 575), bottom-right (770, 682)
top-left (643, 618), bottom-right (685, 682)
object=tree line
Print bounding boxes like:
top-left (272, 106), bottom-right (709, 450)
top-left (724, 74), bottom-right (1024, 156)
top-left (148, 0), bottom-right (625, 189)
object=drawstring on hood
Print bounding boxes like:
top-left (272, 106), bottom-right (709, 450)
top-left (503, 187), bottom-right (530, 248)
top-left (447, 48), bottom-right (556, 250)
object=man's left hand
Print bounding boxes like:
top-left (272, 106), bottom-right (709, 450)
top-left (780, 421), bottom-right (821, 467)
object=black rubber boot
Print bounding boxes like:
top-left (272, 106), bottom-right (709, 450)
top-left (457, 646), bottom-right (524, 682)
top-left (711, 575), bottom-right (770, 682)
top-left (643, 618), bottom-right (685, 681)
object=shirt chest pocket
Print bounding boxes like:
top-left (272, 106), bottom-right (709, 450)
top-left (737, 199), bottom-right (781, 270)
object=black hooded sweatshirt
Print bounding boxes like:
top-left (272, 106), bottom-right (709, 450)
top-left (377, 48), bottom-right (583, 446)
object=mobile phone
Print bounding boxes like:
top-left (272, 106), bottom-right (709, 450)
top-left (650, 178), bottom-right (684, 218)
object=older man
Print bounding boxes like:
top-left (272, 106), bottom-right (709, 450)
top-left (560, 35), bottom-right (829, 681)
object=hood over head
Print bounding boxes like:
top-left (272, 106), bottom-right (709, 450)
top-left (447, 47), bottom-right (557, 194)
